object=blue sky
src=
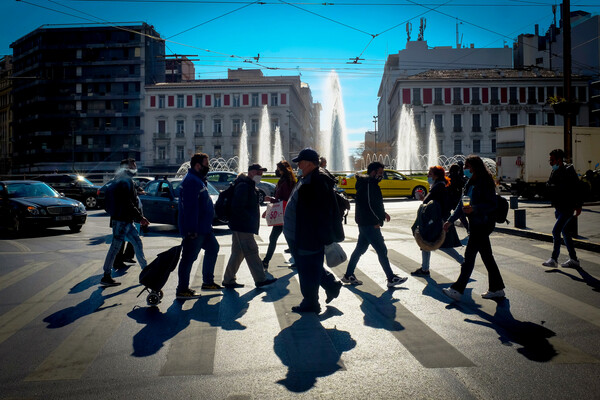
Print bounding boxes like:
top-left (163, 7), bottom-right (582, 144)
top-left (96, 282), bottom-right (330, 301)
top-left (2, 1), bottom-right (598, 152)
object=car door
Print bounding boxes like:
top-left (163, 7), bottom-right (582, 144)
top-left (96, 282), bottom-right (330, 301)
top-left (154, 180), bottom-right (178, 225)
top-left (206, 173), bottom-right (224, 191)
top-left (384, 170), bottom-right (410, 197)
top-left (139, 180), bottom-right (160, 222)
top-left (62, 176), bottom-right (80, 200)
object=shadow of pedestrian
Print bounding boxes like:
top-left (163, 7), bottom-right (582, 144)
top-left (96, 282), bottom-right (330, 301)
top-left (274, 316), bottom-right (355, 393)
top-left (219, 288), bottom-right (263, 331)
top-left (346, 286), bottom-right (404, 331)
top-left (545, 267), bottom-right (600, 292)
top-left (88, 235), bottom-right (112, 246)
top-left (262, 271), bottom-right (296, 303)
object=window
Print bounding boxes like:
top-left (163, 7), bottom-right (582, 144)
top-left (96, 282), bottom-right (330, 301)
top-left (176, 120), bottom-right (185, 136)
top-left (547, 86), bottom-right (555, 99)
top-left (434, 114), bottom-right (443, 132)
top-left (158, 120), bottom-right (166, 134)
top-left (412, 88), bottom-right (421, 105)
top-left (434, 88), bottom-right (443, 105)
top-left (453, 114), bottom-right (462, 132)
top-left (271, 93), bottom-right (278, 106)
top-left (158, 146), bottom-right (166, 160)
top-left (472, 114), bottom-right (481, 132)
top-left (491, 113), bottom-right (499, 131)
top-left (453, 87), bottom-right (462, 105)
top-left (509, 87), bottom-right (518, 104)
top-left (538, 87), bottom-right (545, 103)
top-left (528, 87), bottom-right (537, 104)
top-left (251, 93), bottom-right (259, 107)
top-left (491, 139), bottom-right (496, 153)
top-left (195, 119), bottom-right (203, 136)
top-left (454, 139), bottom-right (462, 155)
top-left (473, 139), bottom-right (481, 153)
top-left (232, 119), bottom-right (241, 136)
top-left (213, 119), bottom-right (222, 136)
top-left (176, 146), bottom-right (184, 161)
top-left (490, 87), bottom-right (499, 104)
top-left (510, 113), bottom-right (518, 126)
top-left (271, 118), bottom-right (279, 133)
top-left (195, 94), bottom-right (203, 108)
top-left (233, 94), bottom-right (240, 107)
top-left (528, 113), bottom-right (537, 125)
top-left (578, 86), bottom-right (587, 102)
top-left (214, 94), bottom-right (221, 107)
top-left (547, 113), bottom-right (555, 126)
top-left (251, 119), bottom-right (259, 136)
top-left (471, 88), bottom-right (480, 104)
top-left (158, 95), bottom-right (165, 108)
top-left (214, 145), bottom-right (222, 158)
top-left (177, 95), bottom-right (184, 108)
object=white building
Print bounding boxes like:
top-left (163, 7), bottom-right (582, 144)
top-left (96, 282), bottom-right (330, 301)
top-left (143, 69), bottom-right (320, 171)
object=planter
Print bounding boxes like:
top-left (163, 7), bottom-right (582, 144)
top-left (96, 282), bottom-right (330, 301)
top-left (551, 101), bottom-right (581, 116)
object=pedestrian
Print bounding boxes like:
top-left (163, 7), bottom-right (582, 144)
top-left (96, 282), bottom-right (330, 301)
top-left (341, 161), bottom-right (408, 287)
top-left (412, 165), bottom-right (464, 276)
top-left (222, 163), bottom-right (278, 289)
top-left (114, 179), bottom-right (146, 269)
top-left (448, 163), bottom-right (469, 233)
top-left (284, 148), bottom-right (344, 313)
top-left (262, 160), bottom-right (296, 270)
top-left (175, 153), bottom-right (223, 300)
top-left (542, 148), bottom-right (583, 268)
top-left (442, 155), bottom-right (505, 300)
top-left (319, 156), bottom-right (336, 181)
top-left (101, 158), bottom-right (149, 286)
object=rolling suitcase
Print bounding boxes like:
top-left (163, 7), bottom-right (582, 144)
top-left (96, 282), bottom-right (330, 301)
top-left (137, 245), bottom-right (181, 306)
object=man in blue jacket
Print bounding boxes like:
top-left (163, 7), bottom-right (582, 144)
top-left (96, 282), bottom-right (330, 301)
top-left (176, 153), bottom-right (222, 299)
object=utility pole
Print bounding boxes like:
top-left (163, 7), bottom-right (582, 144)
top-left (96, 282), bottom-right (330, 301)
top-left (372, 115), bottom-right (378, 153)
top-left (563, 0), bottom-right (573, 162)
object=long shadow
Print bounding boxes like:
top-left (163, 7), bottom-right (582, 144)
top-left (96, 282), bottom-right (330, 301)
top-left (128, 294), bottom-right (222, 357)
top-left (464, 299), bottom-right (558, 362)
top-left (545, 267), bottom-right (600, 292)
top-left (219, 288), bottom-right (263, 331)
top-left (262, 270), bottom-right (296, 303)
top-left (346, 285), bottom-right (404, 331)
top-left (274, 315), bottom-right (356, 393)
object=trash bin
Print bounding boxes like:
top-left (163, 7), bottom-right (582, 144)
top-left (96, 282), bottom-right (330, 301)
top-left (514, 209), bottom-right (526, 229)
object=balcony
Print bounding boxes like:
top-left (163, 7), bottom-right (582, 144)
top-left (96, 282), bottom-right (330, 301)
top-left (509, 99), bottom-right (519, 105)
top-left (490, 99), bottom-right (500, 105)
top-left (472, 126), bottom-right (482, 133)
top-left (452, 100), bottom-right (463, 105)
top-left (153, 158), bottom-right (168, 166)
top-left (453, 126), bottom-right (463, 133)
top-left (434, 100), bottom-right (443, 105)
top-left (175, 131), bottom-right (185, 138)
top-left (194, 131), bottom-right (203, 137)
top-left (153, 132), bottom-right (170, 139)
top-left (471, 100), bottom-right (481, 105)
top-left (213, 131), bottom-right (222, 137)
top-left (434, 125), bottom-right (444, 133)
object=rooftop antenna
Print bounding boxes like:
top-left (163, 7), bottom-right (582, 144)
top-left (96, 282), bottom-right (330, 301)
top-left (456, 19), bottom-right (463, 49)
top-left (406, 22), bottom-right (412, 42)
top-left (418, 17), bottom-right (426, 41)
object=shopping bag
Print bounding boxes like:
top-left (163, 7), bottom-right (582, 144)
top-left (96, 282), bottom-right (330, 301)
top-left (266, 201), bottom-right (285, 226)
top-left (324, 242), bottom-right (347, 267)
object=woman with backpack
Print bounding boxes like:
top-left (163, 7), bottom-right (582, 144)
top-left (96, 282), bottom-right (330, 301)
top-left (442, 155), bottom-right (506, 301)
top-left (412, 166), bottom-right (464, 277)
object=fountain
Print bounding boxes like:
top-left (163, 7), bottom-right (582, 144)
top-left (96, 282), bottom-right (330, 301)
top-left (395, 104), bottom-right (421, 173)
top-left (238, 121), bottom-right (249, 174)
top-left (321, 71), bottom-right (350, 172)
top-left (427, 122), bottom-right (439, 167)
top-left (273, 126), bottom-right (283, 168)
top-left (258, 105), bottom-right (272, 171)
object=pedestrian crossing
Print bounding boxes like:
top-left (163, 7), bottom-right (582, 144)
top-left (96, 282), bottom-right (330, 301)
top-left (1, 232), bottom-right (600, 391)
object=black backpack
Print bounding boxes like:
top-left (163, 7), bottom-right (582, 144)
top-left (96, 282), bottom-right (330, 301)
top-left (412, 200), bottom-right (444, 243)
top-left (103, 180), bottom-right (118, 217)
top-left (214, 183), bottom-right (236, 221)
top-left (495, 194), bottom-right (509, 224)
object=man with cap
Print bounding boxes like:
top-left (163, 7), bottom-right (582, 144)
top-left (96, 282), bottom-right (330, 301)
top-left (284, 148), bottom-right (344, 313)
top-left (222, 163), bottom-right (278, 289)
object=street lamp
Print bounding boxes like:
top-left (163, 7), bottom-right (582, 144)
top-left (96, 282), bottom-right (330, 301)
top-left (372, 115), bottom-right (378, 152)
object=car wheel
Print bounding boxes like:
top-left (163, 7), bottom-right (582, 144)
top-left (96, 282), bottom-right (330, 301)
top-left (69, 224), bottom-right (83, 233)
top-left (412, 186), bottom-right (427, 200)
top-left (257, 190), bottom-right (265, 205)
top-left (84, 195), bottom-right (97, 209)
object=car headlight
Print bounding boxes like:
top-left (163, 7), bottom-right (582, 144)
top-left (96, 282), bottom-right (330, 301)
top-left (77, 203), bottom-right (86, 213)
top-left (26, 206), bottom-right (40, 215)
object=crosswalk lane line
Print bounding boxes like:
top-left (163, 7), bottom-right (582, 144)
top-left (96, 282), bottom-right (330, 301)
top-left (0, 261), bottom-right (54, 292)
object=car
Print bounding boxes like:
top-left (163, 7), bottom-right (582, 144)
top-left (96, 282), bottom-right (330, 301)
top-left (139, 178), bottom-right (225, 228)
top-left (206, 171), bottom-right (276, 204)
top-left (35, 174), bottom-right (101, 209)
top-left (338, 169), bottom-right (429, 199)
top-left (96, 176), bottom-right (155, 209)
top-left (0, 180), bottom-right (87, 234)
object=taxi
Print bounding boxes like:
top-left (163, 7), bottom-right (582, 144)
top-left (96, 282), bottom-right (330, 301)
top-left (338, 169), bottom-right (429, 199)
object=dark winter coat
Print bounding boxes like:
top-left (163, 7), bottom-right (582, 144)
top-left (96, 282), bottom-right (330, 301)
top-left (111, 172), bottom-right (144, 223)
top-left (448, 176), bottom-right (497, 228)
top-left (228, 174), bottom-right (260, 234)
top-left (354, 174), bottom-right (386, 227)
top-left (424, 180), bottom-right (461, 248)
top-left (271, 177), bottom-right (294, 202)
top-left (546, 164), bottom-right (583, 212)
top-left (178, 168), bottom-right (214, 236)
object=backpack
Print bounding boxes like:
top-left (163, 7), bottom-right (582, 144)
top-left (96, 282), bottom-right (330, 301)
top-left (335, 190), bottom-right (351, 223)
top-left (214, 183), bottom-right (236, 221)
top-left (411, 200), bottom-right (443, 243)
top-left (103, 180), bottom-right (118, 217)
top-left (495, 194), bottom-right (509, 224)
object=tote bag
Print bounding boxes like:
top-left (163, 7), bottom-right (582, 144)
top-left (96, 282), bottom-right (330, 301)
top-left (265, 201), bottom-right (286, 226)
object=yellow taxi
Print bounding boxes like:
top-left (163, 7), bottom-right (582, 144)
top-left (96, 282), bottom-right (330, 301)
top-left (338, 169), bottom-right (429, 199)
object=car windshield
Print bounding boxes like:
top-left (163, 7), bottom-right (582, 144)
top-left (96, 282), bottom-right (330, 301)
top-left (7, 182), bottom-right (59, 198)
top-left (77, 176), bottom-right (94, 186)
top-left (206, 182), bottom-right (219, 195)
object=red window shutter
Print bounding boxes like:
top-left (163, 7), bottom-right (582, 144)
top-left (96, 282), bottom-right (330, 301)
top-left (519, 87), bottom-right (526, 103)
top-left (463, 88), bottom-right (470, 104)
top-left (243, 94), bottom-right (249, 106)
top-left (150, 96), bottom-right (156, 107)
top-left (423, 88), bottom-right (432, 104)
top-left (224, 94), bottom-right (230, 106)
top-left (482, 88), bottom-right (489, 103)
top-left (281, 93), bottom-right (287, 105)
top-left (186, 95), bottom-right (193, 107)
top-left (402, 89), bottom-right (411, 105)
top-left (205, 95), bottom-right (211, 106)
top-left (168, 95), bottom-right (174, 107)
top-left (444, 88), bottom-right (451, 104)
top-left (500, 88), bottom-right (508, 103)
top-left (262, 93), bottom-right (268, 105)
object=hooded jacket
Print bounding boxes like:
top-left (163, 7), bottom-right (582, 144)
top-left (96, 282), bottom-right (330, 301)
top-left (178, 168), bottom-right (214, 236)
top-left (354, 174), bottom-right (386, 226)
top-left (228, 174), bottom-right (260, 234)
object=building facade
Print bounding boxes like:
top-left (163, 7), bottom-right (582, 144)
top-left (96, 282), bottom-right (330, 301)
top-left (143, 69), bottom-right (320, 171)
top-left (0, 56), bottom-right (12, 174)
top-left (387, 69), bottom-right (589, 159)
top-left (9, 23), bottom-right (165, 173)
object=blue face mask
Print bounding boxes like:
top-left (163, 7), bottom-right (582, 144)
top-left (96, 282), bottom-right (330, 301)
top-left (551, 164), bottom-right (559, 171)
top-left (464, 169), bottom-right (473, 179)
top-left (427, 177), bottom-right (434, 186)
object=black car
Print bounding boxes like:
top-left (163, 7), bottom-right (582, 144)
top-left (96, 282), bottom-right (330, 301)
top-left (0, 180), bottom-right (87, 234)
top-left (35, 174), bottom-right (101, 209)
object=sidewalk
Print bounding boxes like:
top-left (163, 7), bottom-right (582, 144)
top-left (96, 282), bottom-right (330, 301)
top-left (495, 198), bottom-right (600, 253)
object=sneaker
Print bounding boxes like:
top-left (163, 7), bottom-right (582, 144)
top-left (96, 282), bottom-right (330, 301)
top-left (561, 258), bottom-right (580, 268)
top-left (481, 289), bottom-right (506, 299)
top-left (284, 248), bottom-right (291, 253)
top-left (387, 274), bottom-right (408, 287)
top-left (256, 278), bottom-right (277, 288)
top-left (291, 304), bottom-right (321, 314)
top-left (443, 287), bottom-right (462, 301)
top-left (201, 282), bottom-right (224, 291)
top-left (176, 288), bottom-right (201, 299)
top-left (542, 258), bottom-right (558, 267)
top-left (289, 264), bottom-right (297, 269)
top-left (411, 268), bottom-right (431, 277)
top-left (100, 274), bottom-right (121, 287)
top-left (341, 274), bottom-right (363, 285)
top-left (262, 260), bottom-right (269, 270)
top-left (325, 281), bottom-right (342, 304)
top-left (124, 258), bottom-right (136, 264)
top-left (222, 281), bottom-right (245, 289)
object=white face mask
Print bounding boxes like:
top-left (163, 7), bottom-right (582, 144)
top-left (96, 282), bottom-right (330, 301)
top-left (252, 175), bottom-right (262, 184)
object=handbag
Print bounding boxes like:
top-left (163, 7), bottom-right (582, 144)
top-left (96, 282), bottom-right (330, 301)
top-left (324, 242), bottom-right (347, 267)
top-left (265, 201), bottom-right (286, 226)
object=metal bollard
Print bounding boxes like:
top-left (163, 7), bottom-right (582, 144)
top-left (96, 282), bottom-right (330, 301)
top-left (514, 209), bottom-right (526, 228)
top-left (509, 196), bottom-right (519, 209)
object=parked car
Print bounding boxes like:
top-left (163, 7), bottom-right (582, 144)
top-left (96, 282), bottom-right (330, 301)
top-left (96, 176), bottom-right (155, 209)
top-left (206, 171), bottom-right (276, 204)
top-left (35, 174), bottom-right (100, 209)
top-left (0, 180), bottom-right (87, 234)
top-left (338, 169), bottom-right (429, 199)
top-left (139, 178), bottom-right (225, 227)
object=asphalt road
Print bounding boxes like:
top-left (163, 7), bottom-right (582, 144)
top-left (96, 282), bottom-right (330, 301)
top-left (1, 200), bottom-right (599, 399)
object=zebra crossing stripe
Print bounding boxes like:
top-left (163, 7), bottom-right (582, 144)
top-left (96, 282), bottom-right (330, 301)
top-left (0, 261), bottom-right (54, 292)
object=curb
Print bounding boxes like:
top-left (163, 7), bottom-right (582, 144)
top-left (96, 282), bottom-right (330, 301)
top-left (495, 226), bottom-right (600, 253)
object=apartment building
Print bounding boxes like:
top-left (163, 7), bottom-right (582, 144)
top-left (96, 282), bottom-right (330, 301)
top-left (0, 56), bottom-right (12, 174)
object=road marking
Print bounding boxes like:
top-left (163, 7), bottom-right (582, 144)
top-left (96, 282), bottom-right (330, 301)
top-left (0, 261), bottom-right (100, 346)
top-left (4, 240), bottom-right (30, 252)
top-left (25, 266), bottom-right (140, 381)
top-left (0, 261), bottom-right (54, 292)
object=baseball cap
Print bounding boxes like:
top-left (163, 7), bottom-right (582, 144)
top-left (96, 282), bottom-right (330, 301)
top-left (248, 163), bottom-right (267, 172)
top-left (292, 148), bottom-right (319, 163)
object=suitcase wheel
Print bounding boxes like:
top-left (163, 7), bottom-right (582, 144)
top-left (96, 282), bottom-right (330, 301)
top-left (147, 292), bottom-right (161, 306)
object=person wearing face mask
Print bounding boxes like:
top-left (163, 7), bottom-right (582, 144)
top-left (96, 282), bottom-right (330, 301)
top-left (100, 158), bottom-right (149, 286)
top-left (222, 163), bottom-right (278, 289)
top-left (341, 162), bottom-right (408, 288)
top-left (175, 153), bottom-right (222, 299)
top-left (542, 148), bottom-right (583, 268)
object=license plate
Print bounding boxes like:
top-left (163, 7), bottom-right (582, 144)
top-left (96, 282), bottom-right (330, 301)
top-left (56, 215), bottom-right (72, 221)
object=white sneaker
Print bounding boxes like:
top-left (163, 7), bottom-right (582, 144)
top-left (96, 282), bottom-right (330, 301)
top-left (561, 258), bottom-right (580, 268)
top-left (341, 274), bottom-right (363, 285)
top-left (443, 287), bottom-right (462, 301)
top-left (387, 275), bottom-right (408, 287)
top-left (481, 289), bottom-right (505, 299)
top-left (542, 258), bottom-right (558, 267)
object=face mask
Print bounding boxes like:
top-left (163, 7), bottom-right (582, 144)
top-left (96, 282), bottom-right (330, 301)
top-left (275, 170), bottom-right (282, 177)
top-left (252, 175), bottom-right (262, 184)
top-left (427, 177), bottom-right (434, 185)
top-left (200, 165), bottom-right (209, 176)
top-left (464, 169), bottom-right (473, 179)
top-left (375, 175), bottom-right (383, 182)
top-left (551, 164), bottom-right (559, 171)
top-left (127, 168), bottom-right (137, 176)
top-left (297, 168), bottom-right (303, 177)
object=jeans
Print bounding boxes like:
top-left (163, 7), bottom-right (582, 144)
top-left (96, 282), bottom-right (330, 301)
top-left (103, 220), bottom-right (147, 274)
top-left (451, 223), bottom-right (505, 294)
top-left (421, 248), bottom-right (464, 271)
top-left (294, 246), bottom-right (338, 309)
top-left (551, 209), bottom-right (577, 261)
top-left (223, 231), bottom-right (267, 284)
top-left (177, 232), bottom-right (220, 292)
top-left (263, 225), bottom-right (284, 264)
top-left (345, 225), bottom-right (394, 280)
